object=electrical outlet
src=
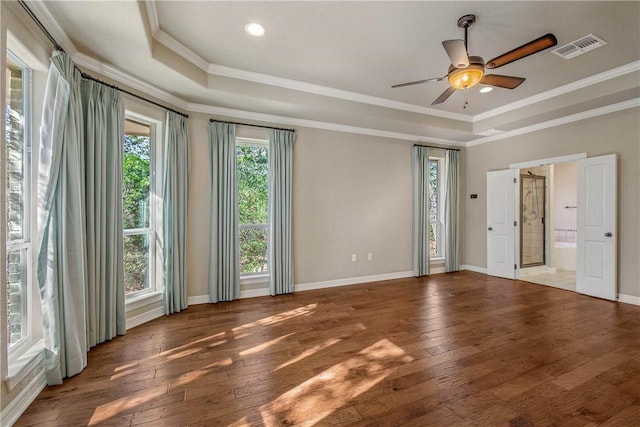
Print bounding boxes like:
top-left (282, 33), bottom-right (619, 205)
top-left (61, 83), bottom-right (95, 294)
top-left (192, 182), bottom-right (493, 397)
top-left (368, 252), bottom-right (373, 261)
top-left (351, 254), bottom-right (357, 262)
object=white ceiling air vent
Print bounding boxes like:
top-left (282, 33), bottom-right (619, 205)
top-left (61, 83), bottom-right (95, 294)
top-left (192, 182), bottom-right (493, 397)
top-left (552, 34), bottom-right (607, 59)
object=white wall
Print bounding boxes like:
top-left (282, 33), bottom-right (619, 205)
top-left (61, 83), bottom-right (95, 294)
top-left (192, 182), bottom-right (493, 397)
top-left (186, 114), bottom-right (421, 299)
top-left (463, 108), bottom-right (640, 298)
top-left (553, 162), bottom-right (577, 233)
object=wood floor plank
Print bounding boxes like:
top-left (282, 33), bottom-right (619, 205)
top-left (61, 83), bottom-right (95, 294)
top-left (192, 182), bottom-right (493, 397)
top-left (13, 271), bottom-right (640, 426)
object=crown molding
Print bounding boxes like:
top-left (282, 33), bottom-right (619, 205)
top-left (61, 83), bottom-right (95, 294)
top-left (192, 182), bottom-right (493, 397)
top-left (73, 52), bottom-right (188, 110)
top-left (189, 103), bottom-right (466, 146)
top-left (155, 29), bottom-right (210, 71)
top-left (24, 0), bottom-right (640, 150)
top-left (25, 0), bottom-right (79, 56)
top-left (142, 1), bottom-right (639, 125)
top-left (474, 61), bottom-right (640, 122)
top-left (144, 0), bottom-right (209, 72)
top-left (143, 1), bottom-right (469, 122)
top-left (144, 0), bottom-right (160, 35)
top-left (206, 64), bottom-right (471, 122)
top-left (466, 98), bottom-right (640, 147)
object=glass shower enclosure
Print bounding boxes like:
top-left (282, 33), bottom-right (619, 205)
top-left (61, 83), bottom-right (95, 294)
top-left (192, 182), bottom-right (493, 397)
top-left (520, 173), bottom-right (546, 267)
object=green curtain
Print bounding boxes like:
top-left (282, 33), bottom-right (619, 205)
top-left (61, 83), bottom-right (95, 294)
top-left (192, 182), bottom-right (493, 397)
top-left (163, 112), bottom-right (190, 313)
top-left (83, 80), bottom-right (126, 346)
top-left (412, 146), bottom-right (430, 277)
top-left (209, 122), bottom-right (239, 302)
top-left (268, 129), bottom-right (294, 295)
top-left (37, 52), bottom-right (88, 385)
top-left (444, 150), bottom-right (460, 272)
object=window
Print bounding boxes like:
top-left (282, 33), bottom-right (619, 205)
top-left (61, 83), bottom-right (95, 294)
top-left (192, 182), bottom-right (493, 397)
top-left (5, 52), bottom-right (32, 351)
top-left (428, 158), bottom-right (445, 258)
top-left (236, 139), bottom-right (269, 276)
top-left (122, 118), bottom-right (156, 297)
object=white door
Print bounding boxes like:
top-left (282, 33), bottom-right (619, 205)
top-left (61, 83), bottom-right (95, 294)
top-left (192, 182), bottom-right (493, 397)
top-left (487, 169), bottom-right (518, 279)
top-left (577, 154), bottom-right (617, 300)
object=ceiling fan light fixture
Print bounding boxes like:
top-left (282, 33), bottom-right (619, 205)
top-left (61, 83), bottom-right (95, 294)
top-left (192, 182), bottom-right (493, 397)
top-left (448, 65), bottom-right (484, 90)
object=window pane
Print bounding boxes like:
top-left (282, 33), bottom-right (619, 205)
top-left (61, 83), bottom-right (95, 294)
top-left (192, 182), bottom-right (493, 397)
top-left (6, 248), bottom-right (27, 346)
top-left (428, 160), bottom-right (439, 257)
top-left (6, 56), bottom-right (29, 348)
top-left (236, 145), bottom-right (269, 224)
top-left (123, 133), bottom-right (150, 229)
top-left (124, 234), bottom-right (150, 295)
top-left (239, 225), bottom-right (268, 275)
top-left (6, 62), bottom-right (26, 242)
top-left (237, 144), bottom-right (269, 275)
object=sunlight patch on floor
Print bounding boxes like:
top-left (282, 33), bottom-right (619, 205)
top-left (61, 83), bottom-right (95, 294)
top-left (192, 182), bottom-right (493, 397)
top-left (239, 332), bottom-right (296, 356)
top-left (260, 338), bottom-right (414, 425)
top-left (232, 304), bottom-right (318, 332)
top-left (88, 385), bottom-right (168, 425)
top-left (275, 337), bottom-right (342, 371)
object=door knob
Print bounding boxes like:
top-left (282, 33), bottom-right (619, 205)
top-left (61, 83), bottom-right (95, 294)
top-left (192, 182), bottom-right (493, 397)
top-left (605, 232), bottom-right (613, 237)
top-left (488, 227), bottom-right (493, 231)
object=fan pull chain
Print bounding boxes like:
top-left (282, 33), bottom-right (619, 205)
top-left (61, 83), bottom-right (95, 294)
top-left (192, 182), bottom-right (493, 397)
top-left (463, 89), bottom-right (469, 109)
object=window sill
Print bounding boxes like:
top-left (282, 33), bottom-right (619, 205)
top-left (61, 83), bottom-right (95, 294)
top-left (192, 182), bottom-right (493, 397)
top-left (6, 338), bottom-right (44, 391)
top-left (125, 291), bottom-right (164, 313)
top-left (240, 274), bottom-right (269, 286)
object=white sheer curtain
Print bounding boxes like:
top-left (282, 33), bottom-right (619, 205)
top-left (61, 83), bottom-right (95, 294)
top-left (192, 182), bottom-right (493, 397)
top-left (37, 52), bottom-right (126, 384)
top-left (37, 52), bottom-right (88, 384)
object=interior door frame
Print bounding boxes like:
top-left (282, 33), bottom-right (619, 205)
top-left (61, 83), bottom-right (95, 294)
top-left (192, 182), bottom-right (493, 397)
top-left (509, 153), bottom-right (587, 280)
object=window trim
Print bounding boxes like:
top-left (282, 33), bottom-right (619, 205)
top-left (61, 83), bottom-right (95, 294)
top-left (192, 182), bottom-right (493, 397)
top-left (236, 137), bottom-right (270, 278)
top-left (123, 113), bottom-right (162, 302)
top-left (4, 47), bottom-right (45, 390)
top-left (6, 50), bottom-right (34, 355)
top-left (429, 156), bottom-right (446, 260)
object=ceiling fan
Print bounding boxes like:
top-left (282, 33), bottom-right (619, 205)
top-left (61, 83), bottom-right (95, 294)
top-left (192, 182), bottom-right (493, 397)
top-left (392, 14), bottom-right (557, 106)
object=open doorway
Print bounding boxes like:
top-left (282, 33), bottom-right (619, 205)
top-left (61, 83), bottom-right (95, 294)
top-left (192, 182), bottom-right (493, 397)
top-left (519, 162), bottom-right (577, 292)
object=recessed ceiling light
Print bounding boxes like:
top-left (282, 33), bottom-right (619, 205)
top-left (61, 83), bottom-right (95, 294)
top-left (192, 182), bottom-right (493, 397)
top-left (480, 87), bottom-right (493, 93)
top-left (245, 23), bottom-right (266, 37)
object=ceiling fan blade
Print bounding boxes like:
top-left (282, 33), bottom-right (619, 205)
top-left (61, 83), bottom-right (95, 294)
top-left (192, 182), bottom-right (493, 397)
top-left (442, 39), bottom-right (469, 68)
top-left (480, 74), bottom-right (526, 89)
top-left (485, 33), bottom-right (558, 69)
top-left (392, 76), bottom-right (446, 88)
top-left (431, 87), bottom-right (457, 105)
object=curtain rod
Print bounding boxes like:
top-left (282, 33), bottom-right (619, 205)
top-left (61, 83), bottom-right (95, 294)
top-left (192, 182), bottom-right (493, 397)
top-left (413, 144), bottom-right (460, 152)
top-left (17, 0), bottom-right (189, 119)
top-left (210, 119), bottom-right (295, 133)
top-left (81, 73), bottom-right (188, 118)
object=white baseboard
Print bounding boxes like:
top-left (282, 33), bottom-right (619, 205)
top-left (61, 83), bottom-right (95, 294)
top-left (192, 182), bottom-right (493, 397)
top-left (186, 271), bottom-right (416, 306)
top-left (295, 270), bottom-right (414, 292)
top-left (2, 366), bottom-right (47, 426)
top-left (240, 288), bottom-right (270, 299)
top-left (187, 295), bottom-right (210, 305)
top-left (617, 293), bottom-right (640, 306)
top-left (126, 306), bottom-right (165, 330)
top-left (460, 264), bottom-right (487, 274)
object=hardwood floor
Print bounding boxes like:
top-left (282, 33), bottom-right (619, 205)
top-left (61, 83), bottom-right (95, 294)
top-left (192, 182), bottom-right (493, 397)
top-left (15, 271), bottom-right (640, 426)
